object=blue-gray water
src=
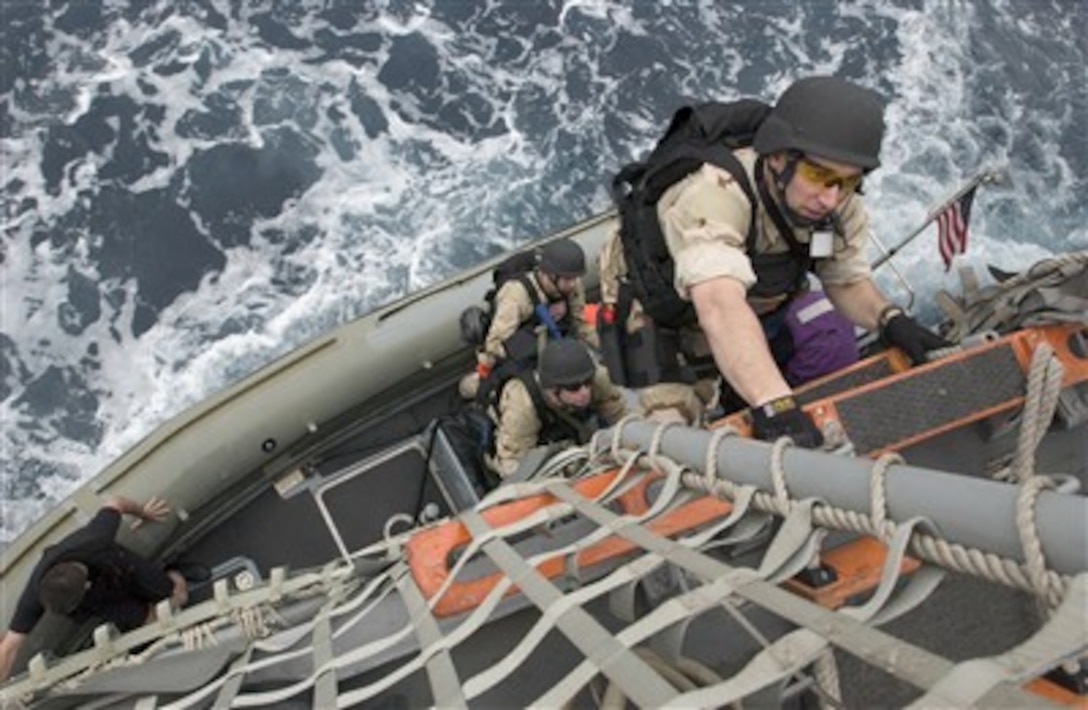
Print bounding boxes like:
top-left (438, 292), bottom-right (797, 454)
top-left (2, 0), bottom-right (1085, 539)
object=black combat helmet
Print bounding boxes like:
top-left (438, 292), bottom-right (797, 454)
top-left (538, 338), bottom-right (596, 389)
top-left (537, 238), bottom-right (586, 277)
top-left (753, 76), bottom-right (885, 170)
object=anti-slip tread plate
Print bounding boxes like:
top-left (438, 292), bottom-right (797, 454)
top-left (834, 345), bottom-right (1025, 454)
top-left (797, 357), bottom-right (896, 406)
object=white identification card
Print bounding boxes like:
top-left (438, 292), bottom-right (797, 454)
top-left (810, 230), bottom-right (833, 258)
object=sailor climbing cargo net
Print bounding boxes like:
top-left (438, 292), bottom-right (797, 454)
top-left (4, 411), bottom-right (1086, 708)
top-left (3, 252), bottom-right (1086, 709)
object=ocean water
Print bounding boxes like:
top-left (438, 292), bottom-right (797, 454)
top-left (1, 0), bottom-right (1085, 540)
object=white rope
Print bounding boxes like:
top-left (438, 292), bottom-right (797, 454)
top-left (647, 418), bottom-right (680, 470)
top-left (230, 605), bottom-right (283, 641)
top-left (1016, 475), bottom-right (1065, 613)
top-left (704, 425), bottom-right (739, 491)
top-left (669, 452), bottom-right (1071, 603)
top-left (180, 621), bottom-right (219, 651)
top-left (992, 342), bottom-right (1064, 483)
top-left (869, 453), bottom-right (904, 543)
top-left (608, 413), bottom-right (642, 463)
top-left (769, 437), bottom-right (794, 516)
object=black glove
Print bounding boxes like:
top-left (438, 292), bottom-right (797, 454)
top-left (750, 395), bottom-right (824, 449)
top-left (880, 311), bottom-right (952, 365)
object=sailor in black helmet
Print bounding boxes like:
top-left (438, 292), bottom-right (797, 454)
top-left (485, 338), bottom-right (626, 479)
top-left (471, 238), bottom-right (599, 384)
top-left (600, 76), bottom-right (949, 446)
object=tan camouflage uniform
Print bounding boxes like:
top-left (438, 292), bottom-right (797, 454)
top-left (599, 147), bottom-right (872, 422)
top-left (486, 365), bottom-right (627, 478)
top-left (478, 273), bottom-right (599, 370)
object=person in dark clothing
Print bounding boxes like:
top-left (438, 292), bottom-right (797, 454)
top-left (0, 495), bottom-right (187, 682)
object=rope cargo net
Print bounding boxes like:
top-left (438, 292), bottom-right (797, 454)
top-left (4, 404), bottom-right (1085, 709)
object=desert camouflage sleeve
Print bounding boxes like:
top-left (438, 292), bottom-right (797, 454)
top-left (479, 279), bottom-right (537, 367)
top-left (658, 164), bottom-right (758, 298)
top-left (491, 379), bottom-right (544, 478)
top-left (590, 365), bottom-right (628, 424)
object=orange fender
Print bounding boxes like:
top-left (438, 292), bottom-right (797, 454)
top-left (406, 469), bottom-right (732, 617)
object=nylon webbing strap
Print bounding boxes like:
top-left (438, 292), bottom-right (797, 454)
top-left (839, 517), bottom-right (946, 627)
top-left (419, 497), bottom-right (577, 612)
top-left (311, 605), bottom-right (337, 710)
top-left (457, 471), bottom-right (723, 699)
top-left (458, 507), bottom-right (681, 708)
top-left (462, 483), bottom-right (764, 705)
top-left (227, 564), bottom-right (411, 708)
top-left (908, 573), bottom-right (1088, 708)
top-left (546, 480), bottom-right (1048, 707)
top-left (211, 646), bottom-right (254, 709)
top-left (535, 568), bottom-right (778, 707)
top-left (332, 567), bottom-right (453, 708)
top-left (533, 482), bottom-right (816, 705)
top-left (609, 483), bottom-right (760, 624)
top-left (756, 498), bottom-right (824, 583)
top-left (396, 566), bottom-right (467, 708)
top-left (466, 553), bottom-right (672, 701)
top-left (547, 482), bottom-right (739, 581)
top-left (669, 628), bottom-right (830, 707)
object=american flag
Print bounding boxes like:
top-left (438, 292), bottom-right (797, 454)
top-left (936, 186), bottom-right (978, 271)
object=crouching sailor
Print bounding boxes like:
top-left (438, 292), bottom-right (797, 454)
top-left (459, 239), bottom-right (601, 400)
top-left (486, 338), bottom-right (627, 479)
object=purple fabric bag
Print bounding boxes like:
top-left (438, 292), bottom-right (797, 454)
top-left (783, 291), bottom-right (859, 385)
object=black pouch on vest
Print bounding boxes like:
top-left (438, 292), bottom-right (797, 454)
top-left (624, 322), bottom-right (696, 387)
top-left (597, 317), bottom-right (627, 386)
top-left (502, 328), bottom-right (538, 365)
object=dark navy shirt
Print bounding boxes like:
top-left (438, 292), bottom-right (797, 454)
top-left (9, 508), bottom-right (174, 634)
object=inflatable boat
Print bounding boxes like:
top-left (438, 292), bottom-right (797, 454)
top-left (2, 210), bottom-right (1086, 708)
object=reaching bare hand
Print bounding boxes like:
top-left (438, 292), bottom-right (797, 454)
top-left (130, 497), bottom-right (171, 529)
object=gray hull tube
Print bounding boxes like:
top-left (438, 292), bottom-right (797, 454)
top-left (593, 421), bottom-right (1087, 577)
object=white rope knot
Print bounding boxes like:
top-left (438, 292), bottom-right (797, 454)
top-left (703, 425), bottom-right (738, 492)
top-left (609, 413), bottom-right (642, 462)
top-left (648, 419), bottom-right (680, 471)
top-left (869, 453), bottom-right (904, 542)
top-left (1016, 474), bottom-right (1065, 612)
top-left (769, 437), bottom-right (793, 515)
top-left (994, 342), bottom-right (1064, 483)
top-left (181, 621), bottom-right (219, 651)
top-left (232, 605), bottom-right (277, 640)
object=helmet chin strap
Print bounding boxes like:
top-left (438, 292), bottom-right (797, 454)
top-left (536, 270), bottom-right (560, 299)
top-left (768, 153), bottom-right (838, 232)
